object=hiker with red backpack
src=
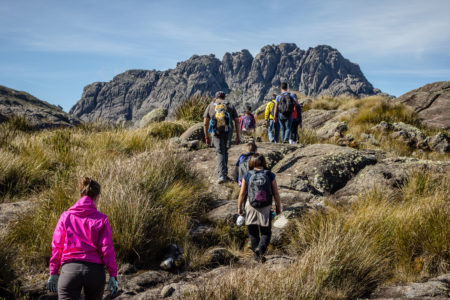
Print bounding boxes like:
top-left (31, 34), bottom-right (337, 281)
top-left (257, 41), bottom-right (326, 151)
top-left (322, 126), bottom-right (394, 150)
top-left (273, 82), bottom-right (297, 144)
top-left (264, 94), bottom-right (280, 143)
top-left (203, 91), bottom-right (241, 184)
top-left (239, 105), bottom-right (256, 135)
top-left (237, 153), bottom-right (282, 263)
top-left (290, 103), bottom-right (303, 144)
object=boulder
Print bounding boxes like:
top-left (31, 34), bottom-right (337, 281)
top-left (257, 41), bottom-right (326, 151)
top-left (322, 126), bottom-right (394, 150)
top-left (316, 121), bottom-right (348, 139)
top-left (302, 109), bottom-right (342, 129)
top-left (428, 132), bottom-right (450, 153)
top-left (373, 121), bottom-right (428, 149)
top-left (204, 247), bottom-right (237, 266)
top-left (396, 80), bottom-right (450, 129)
top-left (120, 271), bottom-right (169, 295)
top-left (207, 202), bottom-right (237, 223)
top-left (180, 122), bottom-right (205, 142)
top-left (139, 108), bottom-right (168, 127)
top-left (272, 144), bottom-right (377, 195)
top-left (333, 157), bottom-right (450, 203)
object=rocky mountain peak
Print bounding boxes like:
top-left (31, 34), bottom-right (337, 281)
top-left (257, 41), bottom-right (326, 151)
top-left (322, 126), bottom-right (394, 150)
top-left (70, 43), bottom-right (383, 124)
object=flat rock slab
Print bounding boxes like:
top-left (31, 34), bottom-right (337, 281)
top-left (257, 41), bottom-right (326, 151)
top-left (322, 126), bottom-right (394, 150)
top-left (370, 273), bottom-right (450, 299)
top-left (273, 144), bottom-right (377, 195)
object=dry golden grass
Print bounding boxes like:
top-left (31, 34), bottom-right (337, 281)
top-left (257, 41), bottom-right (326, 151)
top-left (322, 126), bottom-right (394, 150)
top-left (189, 171), bottom-right (449, 299)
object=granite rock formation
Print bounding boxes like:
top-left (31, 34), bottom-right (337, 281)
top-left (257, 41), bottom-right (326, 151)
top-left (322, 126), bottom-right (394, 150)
top-left (70, 44), bottom-right (382, 124)
top-left (396, 81), bottom-right (450, 129)
top-left (0, 85), bottom-right (80, 129)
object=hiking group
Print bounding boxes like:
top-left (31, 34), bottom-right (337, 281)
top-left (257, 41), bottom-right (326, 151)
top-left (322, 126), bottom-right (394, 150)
top-left (203, 82), bottom-right (300, 262)
top-left (265, 82), bottom-right (302, 144)
top-left (45, 82), bottom-right (296, 299)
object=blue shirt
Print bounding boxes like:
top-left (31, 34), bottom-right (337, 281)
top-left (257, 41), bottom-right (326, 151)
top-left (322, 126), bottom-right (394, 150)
top-left (275, 92), bottom-right (297, 102)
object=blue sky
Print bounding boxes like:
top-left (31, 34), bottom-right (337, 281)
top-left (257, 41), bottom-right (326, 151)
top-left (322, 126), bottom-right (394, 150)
top-left (1, 0), bottom-right (449, 112)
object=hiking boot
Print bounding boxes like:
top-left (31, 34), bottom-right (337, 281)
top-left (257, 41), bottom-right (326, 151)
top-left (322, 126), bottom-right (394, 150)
top-left (217, 177), bottom-right (226, 184)
top-left (253, 248), bottom-right (266, 263)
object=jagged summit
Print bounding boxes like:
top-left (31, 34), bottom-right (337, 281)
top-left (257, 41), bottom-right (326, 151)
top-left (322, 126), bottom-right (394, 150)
top-left (70, 43), bottom-right (382, 123)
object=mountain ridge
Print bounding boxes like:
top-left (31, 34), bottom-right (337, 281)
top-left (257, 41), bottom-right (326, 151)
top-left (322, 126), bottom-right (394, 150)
top-left (70, 43), bottom-right (384, 124)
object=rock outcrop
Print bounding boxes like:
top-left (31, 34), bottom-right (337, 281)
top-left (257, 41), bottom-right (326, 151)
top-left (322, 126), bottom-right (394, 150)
top-left (396, 81), bottom-right (450, 129)
top-left (0, 85), bottom-right (80, 129)
top-left (70, 44), bottom-right (382, 124)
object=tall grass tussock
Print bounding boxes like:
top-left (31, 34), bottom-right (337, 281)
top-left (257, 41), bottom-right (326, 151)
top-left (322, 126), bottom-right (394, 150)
top-left (175, 96), bottom-right (211, 123)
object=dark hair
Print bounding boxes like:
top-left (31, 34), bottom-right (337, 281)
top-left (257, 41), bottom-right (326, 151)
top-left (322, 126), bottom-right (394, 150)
top-left (249, 153), bottom-right (267, 170)
top-left (79, 177), bottom-right (101, 199)
top-left (247, 141), bottom-right (257, 153)
top-left (215, 91), bottom-right (226, 99)
top-left (245, 105), bottom-right (252, 113)
top-left (272, 94), bottom-right (277, 100)
top-left (281, 82), bottom-right (288, 90)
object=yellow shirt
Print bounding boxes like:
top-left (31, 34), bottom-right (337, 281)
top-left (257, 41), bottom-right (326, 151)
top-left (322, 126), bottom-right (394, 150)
top-left (264, 99), bottom-right (276, 120)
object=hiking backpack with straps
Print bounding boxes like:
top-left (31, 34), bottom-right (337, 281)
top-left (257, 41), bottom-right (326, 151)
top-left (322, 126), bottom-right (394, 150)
top-left (242, 115), bottom-right (255, 131)
top-left (278, 93), bottom-right (295, 116)
top-left (237, 154), bottom-right (252, 186)
top-left (209, 102), bottom-right (231, 134)
top-left (247, 169), bottom-right (273, 208)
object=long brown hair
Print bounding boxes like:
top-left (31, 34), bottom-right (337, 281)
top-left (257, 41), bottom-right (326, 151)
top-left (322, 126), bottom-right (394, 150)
top-left (78, 177), bottom-right (101, 199)
top-left (249, 153), bottom-right (267, 170)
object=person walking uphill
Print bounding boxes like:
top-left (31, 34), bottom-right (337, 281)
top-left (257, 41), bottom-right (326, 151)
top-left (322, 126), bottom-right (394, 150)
top-left (47, 177), bottom-right (118, 299)
top-left (273, 82), bottom-right (297, 143)
top-left (237, 154), bottom-right (282, 263)
top-left (264, 94), bottom-right (280, 143)
top-left (204, 91), bottom-right (241, 184)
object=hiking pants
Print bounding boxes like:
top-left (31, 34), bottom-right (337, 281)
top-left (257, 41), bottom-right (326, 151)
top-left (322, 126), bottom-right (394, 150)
top-left (291, 120), bottom-right (300, 143)
top-left (268, 119), bottom-right (280, 143)
top-left (278, 113), bottom-right (293, 143)
top-left (247, 223), bottom-right (272, 255)
top-left (212, 133), bottom-right (231, 178)
top-left (58, 262), bottom-right (106, 300)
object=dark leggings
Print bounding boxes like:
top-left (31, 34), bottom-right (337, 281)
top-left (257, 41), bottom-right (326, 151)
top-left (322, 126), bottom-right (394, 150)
top-left (291, 120), bottom-right (300, 142)
top-left (247, 223), bottom-right (272, 255)
top-left (58, 262), bottom-right (106, 300)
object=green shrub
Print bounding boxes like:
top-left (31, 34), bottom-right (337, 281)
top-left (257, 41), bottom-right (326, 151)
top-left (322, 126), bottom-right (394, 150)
top-left (147, 121), bottom-right (188, 139)
top-left (175, 96), bottom-right (211, 122)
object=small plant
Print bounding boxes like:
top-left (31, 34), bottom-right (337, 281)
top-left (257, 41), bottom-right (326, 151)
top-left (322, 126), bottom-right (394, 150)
top-left (175, 96), bottom-right (211, 122)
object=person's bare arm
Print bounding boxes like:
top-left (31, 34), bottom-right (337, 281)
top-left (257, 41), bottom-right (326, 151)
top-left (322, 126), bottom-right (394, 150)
top-left (237, 179), bottom-right (247, 215)
top-left (234, 117), bottom-right (241, 144)
top-left (272, 179), bottom-right (282, 215)
top-left (203, 117), bottom-right (211, 145)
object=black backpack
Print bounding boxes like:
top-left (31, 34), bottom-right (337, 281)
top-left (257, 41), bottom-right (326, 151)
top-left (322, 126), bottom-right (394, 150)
top-left (247, 170), bottom-right (273, 208)
top-left (278, 93), bottom-right (295, 116)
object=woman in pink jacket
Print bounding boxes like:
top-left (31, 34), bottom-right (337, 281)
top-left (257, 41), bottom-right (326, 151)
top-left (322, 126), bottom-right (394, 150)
top-left (46, 177), bottom-right (118, 299)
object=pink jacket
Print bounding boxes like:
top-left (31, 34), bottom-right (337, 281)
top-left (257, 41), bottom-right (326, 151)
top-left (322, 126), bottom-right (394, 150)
top-left (49, 196), bottom-right (118, 277)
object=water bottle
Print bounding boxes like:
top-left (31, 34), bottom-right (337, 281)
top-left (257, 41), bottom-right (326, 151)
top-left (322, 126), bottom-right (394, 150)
top-left (236, 215), bottom-right (245, 226)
